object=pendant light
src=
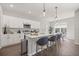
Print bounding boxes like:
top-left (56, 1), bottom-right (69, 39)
top-left (55, 6), bottom-right (58, 19)
top-left (43, 3), bottom-right (46, 16)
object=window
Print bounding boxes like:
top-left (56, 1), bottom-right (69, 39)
top-left (55, 28), bottom-right (60, 33)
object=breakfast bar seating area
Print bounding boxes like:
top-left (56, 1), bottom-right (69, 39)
top-left (24, 33), bottom-right (62, 56)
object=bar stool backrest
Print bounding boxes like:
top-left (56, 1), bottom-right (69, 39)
top-left (49, 35), bottom-right (56, 41)
top-left (37, 36), bottom-right (48, 46)
top-left (56, 34), bottom-right (62, 40)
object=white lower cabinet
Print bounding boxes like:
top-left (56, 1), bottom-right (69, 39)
top-left (1, 34), bottom-right (24, 47)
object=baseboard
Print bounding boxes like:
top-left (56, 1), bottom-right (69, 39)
top-left (74, 42), bottom-right (79, 45)
top-left (0, 47), bottom-right (2, 49)
top-left (68, 39), bottom-right (79, 45)
top-left (2, 42), bottom-right (21, 48)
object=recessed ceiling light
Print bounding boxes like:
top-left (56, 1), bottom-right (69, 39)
top-left (10, 4), bottom-right (14, 8)
top-left (28, 11), bottom-right (31, 14)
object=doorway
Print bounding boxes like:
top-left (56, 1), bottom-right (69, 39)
top-left (54, 23), bottom-right (67, 39)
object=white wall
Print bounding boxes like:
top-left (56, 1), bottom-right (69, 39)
top-left (40, 17), bottom-right (75, 40)
top-left (40, 19), bottom-right (50, 34)
top-left (2, 15), bottom-right (40, 29)
top-left (39, 10), bottom-right (75, 35)
top-left (74, 9), bottom-right (79, 44)
top-left (0, 6), bottom-right (3, 49)
top-left (66, 18), bottom-right (75, 40)
top-left (50, 17), bottom-right (75, 40)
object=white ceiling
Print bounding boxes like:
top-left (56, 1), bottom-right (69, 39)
top-left (0, 3), bottom-right (79, 21)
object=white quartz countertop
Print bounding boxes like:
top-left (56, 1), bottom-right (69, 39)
top-left (26, 34), bottom-right (53, 38)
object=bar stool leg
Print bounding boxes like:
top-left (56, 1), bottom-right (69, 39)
top-left (46, 44), bottom-right (49, 56)
top-left (46, 42), bottom-right (49, 50)
top-left (47, 43), bottom-right (48, 48)
top-left (36, 44), bottom-right (38, 53)
top-left (50, 41), bottom-right (52, 47)
top-left (41, 46), bottom-right (43, 55)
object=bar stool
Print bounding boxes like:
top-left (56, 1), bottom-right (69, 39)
top-left (55, 34), bottom-right (62, 55)
top-left (48, 35), bottom-right (57, 46)
top-left (36, 36), bottom-right (48, 53)
top-left (56, 33), bottom-right (62, 40)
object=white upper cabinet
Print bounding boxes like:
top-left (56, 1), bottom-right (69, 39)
top-left (2, 15), bottom-right (40, 29)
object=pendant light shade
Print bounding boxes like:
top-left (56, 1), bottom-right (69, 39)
top-left (43, 3), bottom-right (46, 16)
top-left (55, 6), bottom-right (58, 19)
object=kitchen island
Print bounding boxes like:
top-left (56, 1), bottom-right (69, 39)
top-left (26, 34), bottom-right (53, 56)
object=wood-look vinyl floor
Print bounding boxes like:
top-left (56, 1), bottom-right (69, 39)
top-left (0, 44), bottom-right (21, 56)
top-left (0, 39), bottom-right (79, 56)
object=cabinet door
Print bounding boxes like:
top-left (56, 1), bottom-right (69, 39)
top-left (7, 34), bottom-right (21, 45)
top-left (1, 34), bottom-right (23, 47)
top-left (1, 35), bottom-right (9, 47)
